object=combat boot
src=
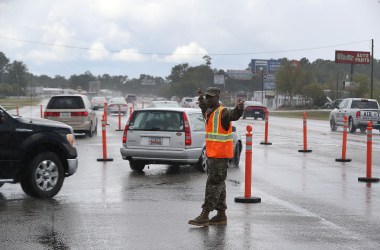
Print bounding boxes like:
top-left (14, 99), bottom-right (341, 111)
top-left (188, 209), bottom-right (210, 227)
top-left (209, 210), bottom-right (227, 225)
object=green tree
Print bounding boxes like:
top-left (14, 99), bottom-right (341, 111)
top-left (203, 55), bottom-right (212, 67)
top-left (303, 83), bottom-right (325, 107)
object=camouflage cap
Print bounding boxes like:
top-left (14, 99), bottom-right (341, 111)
top-left (205, 87), bottom-right (221, 97)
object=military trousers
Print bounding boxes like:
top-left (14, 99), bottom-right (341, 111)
top-left (202, 158), bottom-right (229, 211)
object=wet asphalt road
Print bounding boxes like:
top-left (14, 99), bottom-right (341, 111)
top-left (1, 104), bottom-right (380, 249)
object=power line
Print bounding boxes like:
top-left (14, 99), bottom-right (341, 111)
top-left (0, 35), bottom-right (371, 56)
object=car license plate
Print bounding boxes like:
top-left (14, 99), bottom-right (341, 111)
top-left (254, 111), bottom-right (260, 114)
top-left (149, 137), bottom-right (162, 145)
top-left (60, 112), bottom-right (70, 117)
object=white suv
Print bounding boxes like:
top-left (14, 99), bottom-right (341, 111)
top-left (120, 107), bottom-right (242, 172)
top-left (44, 94), bottom-right (98, 137)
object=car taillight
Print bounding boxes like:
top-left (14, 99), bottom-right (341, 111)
top-left (183, 112), bottom-right (191, 146)
top-left (109, 104), bottom-right (115, 108)
top-left (71, 111), bottom-right (88, 116)
top-left (122, 113), bottom-right (134, 144)
top-left (356, 111), bottom-right (361, 118)
top-left (44, 112), bottom-right (60, 117)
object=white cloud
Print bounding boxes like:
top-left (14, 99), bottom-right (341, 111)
top-left (88, 42), bottom-right (110, 60)
top-left (112, 48), bottom-right (146, 62)
top-left (164, 42), bottom-right (208, 63)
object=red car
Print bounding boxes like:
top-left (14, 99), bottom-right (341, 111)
top-left (242, 101), bottom-right (267, 120)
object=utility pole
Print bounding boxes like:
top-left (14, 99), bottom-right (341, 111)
top-left (261, 68), bottom-right (264, 104)
top-left (336, 73), bottom-right (339, 99)
top-left (371, 39), bottom-right (374, 99)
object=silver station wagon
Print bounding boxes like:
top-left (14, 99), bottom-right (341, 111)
top-left (120, 107), bottom-right (242, 172)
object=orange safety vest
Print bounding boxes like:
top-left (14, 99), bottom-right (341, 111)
top-left (205, 106), bottom-right (233, 158)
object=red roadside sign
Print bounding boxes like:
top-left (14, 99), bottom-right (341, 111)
top-left (335, 50), bottom-right (371, 64)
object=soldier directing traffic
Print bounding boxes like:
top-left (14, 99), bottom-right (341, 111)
top-left (188, 87), bottom-right (244, 227)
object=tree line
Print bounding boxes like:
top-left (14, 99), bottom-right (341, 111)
top-left (1, 51), bottom-right (379, 107)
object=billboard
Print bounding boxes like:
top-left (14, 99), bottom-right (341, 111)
top-left (250, 59), bottom-right (281, 75)
top-left (335, 50), bottom-right (371, 64)
top-left (214, 75), bottom-right (225, 85)
top-left (226, 70), bottom-right (253, 80)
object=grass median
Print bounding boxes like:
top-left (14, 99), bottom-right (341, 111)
top-left (270, 110), bottom-right (330, 121)
top-left (0, 98), bottom-right (42, 110)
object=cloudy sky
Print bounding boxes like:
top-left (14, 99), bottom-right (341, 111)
top-left (0, 0), bottom-right (379, 79)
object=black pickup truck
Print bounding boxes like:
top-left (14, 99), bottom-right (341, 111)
top-left (0, 106), bottom-right (78, 198)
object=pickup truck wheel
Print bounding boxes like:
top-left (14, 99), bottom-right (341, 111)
top-left (195, 147), bottom-right (208, 173)
top-left (330, 117), bottom-right (337, 131)
top-left (21, 152), bottom-right (64, 198)
top-left (348, 117), bottom-right (356, 133)
top-left (129, 160), bottom-right (145, 172)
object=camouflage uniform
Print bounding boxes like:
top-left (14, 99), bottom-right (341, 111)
top-left (198, 90), bottom-right (243, 212)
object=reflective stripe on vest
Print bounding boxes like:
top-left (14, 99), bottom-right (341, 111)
top-left (205, 106), bottom-right (233, 158)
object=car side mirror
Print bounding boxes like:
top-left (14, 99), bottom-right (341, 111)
top-left (232, 126), bottom-right (236, 132)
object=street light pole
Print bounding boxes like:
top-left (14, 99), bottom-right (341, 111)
top-left (261, 69), bottom-right (264, 104)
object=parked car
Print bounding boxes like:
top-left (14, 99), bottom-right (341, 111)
top-left (44, 94), bottom-right (98, 137)
top-left (0, 105), bottom-right (78, 198)
top-left (107, 97), bottom-right (128, 115)
top-left (242, 101), bottom-right (267, 120)
top-left (120, 107), bottom-right (242, 172)
top-left (324, 97), bottom-right (342, 109)
top-left (91, 96), bottom-right (107, 109)
top-left (189, 96), bottom-right (200, 108)
top-left (147, 101), bottom-right (181, 108)
top-left (180, 97), bottom-right (193, 108)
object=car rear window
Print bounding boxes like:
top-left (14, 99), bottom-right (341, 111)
top-left (129, 111), bottom-right (184, 131)
top-left (351, 100), bottom-right (379, 109)
top-left (110, 98), bottom-right (126, 104)
top-left (126, 95), bottom-right (136, 102)
top-left (47, 96), bottom-right (85, 109)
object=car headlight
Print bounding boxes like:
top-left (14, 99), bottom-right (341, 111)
top-left (66, 133), bottom-right (75, 147)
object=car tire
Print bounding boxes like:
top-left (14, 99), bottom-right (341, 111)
top-left (20, 152), bottom-right (64, 198)
top-left (129, 160), bottom-right (145, 172)
top-left (195, 147), bottom-right (208, 173)
top-left (87, 123), bottom-right (94, 137)
top-left (231, 142), bottom-right (241, 167)
top-left (94, 121), bottom-right (98, 135)
top-left (359, 126), bottom-right (367, 133)
top-left (330, 117), bottom-right (337, 131)
top-left (348, 117), bottom-right (356, 133)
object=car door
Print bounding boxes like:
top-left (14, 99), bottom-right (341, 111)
top-left (335, 99), bottom-right (349, 125)
top-left (0, 109), bottom-right (17, 178)
top-left (187, 112), bottom-right (206, 149)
